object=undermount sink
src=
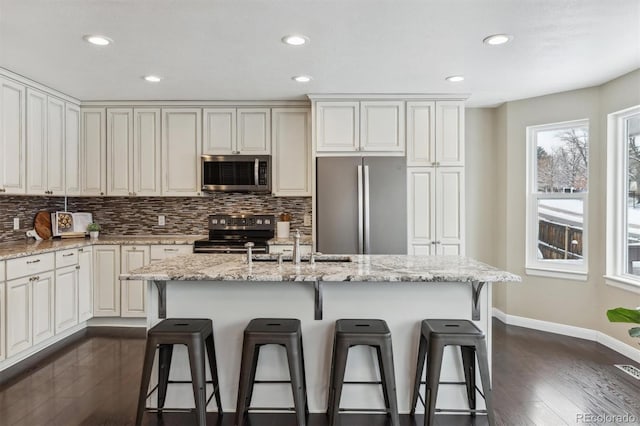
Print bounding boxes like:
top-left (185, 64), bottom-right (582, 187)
top-left (252, 254), bottom-right (353, 263)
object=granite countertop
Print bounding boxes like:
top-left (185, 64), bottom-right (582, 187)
top-left (0, 235), bottom-right (204, 261)
top-left (267, 236), bottom-right (313, 246)
top-left (121, 253), bottom-right (522, 283)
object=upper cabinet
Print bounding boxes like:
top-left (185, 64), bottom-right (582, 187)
top-left (106, 108), bottom-right (161, 196)
top-left (407, 100), bottom-right (464, 167)
top-left (203, 107), bottom-right (270, 155)
top-left (65, 104), bottom-right (81, 196)
top-left (80, 108), bottom-right (106, 196)
top-left (0, 78), bottom-right (26, 194)
top-left (315, 100), bottom-right (405, 154)
top-left (271, 108), bottom-right (311, 196)
top-left (162, 108), bottom-right (202, 196)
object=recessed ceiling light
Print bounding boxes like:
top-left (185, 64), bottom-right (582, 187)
top-left (83, 35), bottom-right (112, 46)
top-left (143, 75), bottom-right (162, 83)
top-left (445, 75), bottom-right (464, 83)
top-left (282, 35), bottom-right (309, 46)
top-left (292, 75), bottom-right (312, 83)
top-left (483, 34), bottom-right (513, 46)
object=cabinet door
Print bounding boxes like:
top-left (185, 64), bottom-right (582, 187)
top-left (272, 108), bottom-right (311, 196)
top-left (93, 245), bottom-right (120, 316)
top-left (203, 108), bottom-right (236, 155)
top-left (32, 271), bottom-right (54, 344)
top-left (410, 244), bottom-right (433, 256)
top-left (107, 108), bottom-right (133, 196)
top-left (55, 265), bottom-right (78, 333)
top-left (407, 168), bottom-right (435, 248)
top-left (26, 88), bottom-right (48, 194)
top-left (316, 102), bottom-right (359, 152)
top-left (120, 246), bottom-right (150, 317)
top-left (47, 96), bottom-right (66, 195)
top-left (360, 101), bottom-right (405, 153)
top-left (407, 101), bottom-right (435, 166)
top-left (78, 247), bottom-right (93, 322)
top-left (0, 281), bottom-right (5, 361)
top-left (133, 108), bottom-right (161, 196)
top-left (65, 103), bottom-right (81, 195)
top-left (7, 277), bottom-right (31, 357)
top-left (435, 101), bottom-right (465, 166)
top-left (81, 108), bottom-right (106, 196)
top-left (436, 167), bottom-right (465, 255)
top-left (162, 108), bottom-right (202, 196)
top-left (237, 108), bottom-right (270, 154)
top-left (0, 78), bottom-right (26, 194)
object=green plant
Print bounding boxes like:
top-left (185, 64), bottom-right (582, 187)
top-left (87, 222), bottom-right (101, 232)
top-left (606, 307), bottom-right (640, 338)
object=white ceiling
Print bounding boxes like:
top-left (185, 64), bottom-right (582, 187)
top-left (1, 0), bottom-right (639, 107)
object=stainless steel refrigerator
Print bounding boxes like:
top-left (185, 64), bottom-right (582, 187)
top-left (316, 157), bottom-right (407, 254)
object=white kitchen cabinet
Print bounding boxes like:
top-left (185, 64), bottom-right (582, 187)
top-left (315, 101), bottom-right (360, 152)
top-left (407, 167), bottom-right (464, 255)
top-left (203, 108), bottom-right (270, 155)
top-left (271, 108), bottom-right (311, 196)
top-left (80, 108), bottom-right (107, 196)
top-left (31, 271), bottom-right (54, 344)
top-left (6, 277), bottom-right (31, 357)
top-left (162, 108), bottom-right (202, 196)
top-left (0, 280), bottom-right (5, 362)
top-left (150, 245), bottom-right (192, 262)
top-left (93, 245), bottom-right (121, 317)
top-left (360, 101), bottom-right (405, 152)
top-left (65, 103), bottom-right (81, 195)
top-left (120, 245), bottom-right (150, 317)
top-left (77, 247), bottom-right (93, 322)
top-left (26, 89), bottom-right (66, 195)
top-left (268, 244), bottom-right (312, 256)
top-left (55, 265), bottom-right (78, 333)
top-left (0, 78), bottom-right (26, 194)
top-left (408, 101), bottom-right (464, 167)
top-left (107, 108), bottom-right (161, 196)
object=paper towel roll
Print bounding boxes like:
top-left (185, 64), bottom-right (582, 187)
top-left (276, 221), bottom-right (290, 239)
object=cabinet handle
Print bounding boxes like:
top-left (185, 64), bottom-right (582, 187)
top-left (76, 265), bottom-right (80, 270)
top-left (164, 248), bottom-right (179, 252)
top-left (0, 188), bottom-right (6, 192)
top-left (27, 259), bottom-right (41, 264)
top-left (79, 248), bottom-right (84, 252)
top-left (63, 253), bottom-right (75, 257)
top-left (100, 192), bottom-right (104, 196)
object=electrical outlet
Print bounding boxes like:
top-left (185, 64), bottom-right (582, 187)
top-left (13, 217), bottom-right (19, 230)
top-left (303, 214), bottom-right (311, 226)
top-left (158, 215), bottom-right (166, 226)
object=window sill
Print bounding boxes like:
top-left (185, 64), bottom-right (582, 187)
top-left (604, 275), bottom-right (640, 294)
top-left (526, 267), bottom-right (588, 281)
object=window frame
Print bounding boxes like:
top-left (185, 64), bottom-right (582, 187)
top-left (605, 105), bottom-right (640, 292)
top-left (525, 119), bottom-right (589, 279)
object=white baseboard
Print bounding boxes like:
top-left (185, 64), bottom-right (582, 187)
top-left (492, 308), bottom-right (640, 364)
top-left (87, 317), bottom-right (147, 328)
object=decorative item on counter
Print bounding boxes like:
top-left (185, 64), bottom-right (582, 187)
top-left (34, 210), bottom-right (53, 240)
top-left (277, 212), bottom-right (291, 239)
top-left (87, 222), bottom-right (101, 239)
top-left (51, 211), bottom-right (93, 238)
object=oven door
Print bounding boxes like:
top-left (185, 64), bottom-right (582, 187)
top-left (201, 155), bottom-right (271, 192)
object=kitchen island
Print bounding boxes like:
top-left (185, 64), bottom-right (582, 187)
top-left (121, 254), bottom-right (520, 414)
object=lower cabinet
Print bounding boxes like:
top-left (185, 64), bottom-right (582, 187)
top-left (32, 272), bottom-right (55, 345)
top-left (78, 247), bottom-right (93, 322)
top-left (120, 246), bottom-right (150, 317)
top-left (55, 265), bottom-right (78, 333)
top-left (93, 245), bottom-right (121, 317)
top-left (0, 281), bottom-right (4, 362)
top-left (7, 277), bottom-right (32, 357)
top-left (150, 245), bottom-right (192, 262)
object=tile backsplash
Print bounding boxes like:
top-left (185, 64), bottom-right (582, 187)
top-left (0, 194), bottom-right (312, 243)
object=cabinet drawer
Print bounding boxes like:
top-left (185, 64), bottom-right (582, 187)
top-left (56, 248), bottom-right (79, 268)
top-left (150, 245), bottom-right (192, 261)
top-left (7, 253), bottom-right (54, 280)
top-left (268, 245), bottom-right (312, 255)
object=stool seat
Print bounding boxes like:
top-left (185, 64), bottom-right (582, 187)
top-left (245, 318), bottom-right (301, 334)
top-left (150, 318), bottom-right (213, 335)
top-left (335, 319), bottom-right (391, 335)
top-left (421, 319), bottom-right (484, 337)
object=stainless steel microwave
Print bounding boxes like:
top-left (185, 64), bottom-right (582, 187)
top-left (201, 155), bottom-right (271, 192)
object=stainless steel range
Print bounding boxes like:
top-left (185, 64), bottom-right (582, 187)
top-left (193, 214), bottom-right (275, 253)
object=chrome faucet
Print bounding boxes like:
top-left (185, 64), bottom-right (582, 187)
top-left (244, 242), bottom-right (254, 266)
top-left (292, 230), bottom-right (301, 264)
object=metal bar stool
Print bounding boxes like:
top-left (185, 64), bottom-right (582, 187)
top-left (135, 318), bottom-right (223, 426)
top-left (327, 319), bottom-right (399, 426)
top-left (235, 318), bottom-right (308, 426)
top-left (410, 319), bottom-right (495, 426)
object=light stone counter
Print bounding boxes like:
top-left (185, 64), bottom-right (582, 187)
top-left (267, 236), bottom-right (313, 246)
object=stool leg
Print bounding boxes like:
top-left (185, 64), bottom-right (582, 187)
top-left (285, 340), bottom-right (307, 426)
top-left (187, 340), bottom-right (208, 426)
top-left (135, 338), bottom-right (157, 426)
top-left (235, 342), bottom-right (259, 426)
top-left (157, 344), bottom-right (174, 411)
top-left (410, 334), bottom-right (427, 415)
top-left (425, 340), bottom-right (445, 426)
top-left (378, 341), bottom-right (400, 426)
top-left (205, 333), bottom-right (224, 414)
top-left (460, 345), bottom-right (476, 415)
top-left (475, 340), bottom-right (495, 426)
top-left (328, 339), bottom-right (349, 426)
top-left (299, 334), bottom-right (309, 415)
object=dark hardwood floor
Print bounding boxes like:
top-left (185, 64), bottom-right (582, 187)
top-left (1, 320), bottom-right (639, 426)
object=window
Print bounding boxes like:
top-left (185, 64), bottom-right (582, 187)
top-left (606, 106), bottom-right (640, 289)
top-left (526, 120), bottom-right (589, 278)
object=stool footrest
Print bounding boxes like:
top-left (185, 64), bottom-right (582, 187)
top-left (252, 380), bottom-right (292, 384)
top-left (338, 408), bottom-right (390, 413)
top-left (342, 380), bottom-right (383, 385)
top-left (436, 408), bottom-right (489, 414)
top-left (247, 406), bottom-right (296, 412)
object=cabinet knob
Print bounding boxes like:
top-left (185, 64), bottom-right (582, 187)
top-left (100, 192), bottom-right (104, 196)
top-left (0, 188), bottom-right (6, 193)
top-left (76, 265), bottom-right (80, 270)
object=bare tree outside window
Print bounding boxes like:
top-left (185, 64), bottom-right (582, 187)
top-left (537, 127), bottom-right (588, 192)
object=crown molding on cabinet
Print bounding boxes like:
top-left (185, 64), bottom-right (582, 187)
top-left (0, 68), bottom-right (80, 105)
top-left (80, 100), bottom-right (311, 107)
top-left (307, 93), bottom-right (470, 101)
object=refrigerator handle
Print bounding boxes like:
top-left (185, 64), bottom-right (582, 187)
top-left (364, 164), bottom-right (370, 254)
top-left (357, 165), bottom-right (364, 254)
